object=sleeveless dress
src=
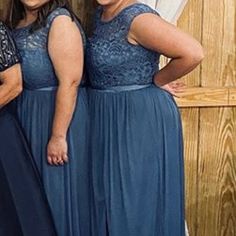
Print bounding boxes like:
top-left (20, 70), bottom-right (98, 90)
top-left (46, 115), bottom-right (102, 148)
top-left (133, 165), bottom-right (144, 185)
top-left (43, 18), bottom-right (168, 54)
top-left (12, 8), bottom-right (90, 236)
top-left (86, 3), bottom-right (185, 236)
top-left (0, 22), bottom-right (57, 236)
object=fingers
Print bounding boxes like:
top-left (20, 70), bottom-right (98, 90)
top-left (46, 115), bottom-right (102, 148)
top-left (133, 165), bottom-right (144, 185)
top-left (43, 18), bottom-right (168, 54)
top-left (47, 152), bottom-right (68, 166)
top-left (170, 81), bottom-right (186, 92)
top-left (48, 154), bottom-right (60, 166)
top-left (47, 155), bottom-right (53, 165)
top-left (62, 153), bottom-right (69, 163)
top-left (47, 138), bottom-right (68, 166)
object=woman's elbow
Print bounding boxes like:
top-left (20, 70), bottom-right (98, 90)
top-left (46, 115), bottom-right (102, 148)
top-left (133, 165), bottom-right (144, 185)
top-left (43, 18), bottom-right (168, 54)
top-left (189, 44), bottom-right (205, 65)
top-left (15, 82), bottom-right (23, 96)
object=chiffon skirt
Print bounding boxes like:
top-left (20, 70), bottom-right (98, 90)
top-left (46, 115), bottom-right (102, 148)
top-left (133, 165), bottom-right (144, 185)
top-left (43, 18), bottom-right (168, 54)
top-left (88, 84), bottom-right (185, 236)
top-left (0, 108), bottom-right (57, 236)
top-left (16, 87), bottom-right (90, 236)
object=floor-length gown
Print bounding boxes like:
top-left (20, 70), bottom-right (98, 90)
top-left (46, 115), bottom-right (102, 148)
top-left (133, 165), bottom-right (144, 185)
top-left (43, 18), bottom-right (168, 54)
top-left (12, 8), bottom-right (90, 236)
top-left (0, 21), bottom-right (57, 236)
top-left (86, 3), bottom-right (185, 236)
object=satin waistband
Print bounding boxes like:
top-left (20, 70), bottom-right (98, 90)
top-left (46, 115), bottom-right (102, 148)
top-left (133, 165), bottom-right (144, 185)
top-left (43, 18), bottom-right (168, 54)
top-left (24, 86), bottom-right (58, 91)
top-left (91, 84), bottom-right (152, 93)
top-left (24, 85), bottom-right (86, 91)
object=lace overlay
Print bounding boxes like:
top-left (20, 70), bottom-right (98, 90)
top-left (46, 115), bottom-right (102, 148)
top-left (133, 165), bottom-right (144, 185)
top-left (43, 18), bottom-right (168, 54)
top-left (86, 3), bottom-right (160, 89)
top-left (12, 8), bottom-right (86, 89)
top-left (0, 22), bottom-right (20, 72)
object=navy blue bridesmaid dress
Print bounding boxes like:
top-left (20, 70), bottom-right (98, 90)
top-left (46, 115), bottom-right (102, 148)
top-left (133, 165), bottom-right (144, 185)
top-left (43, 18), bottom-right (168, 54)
top-left (86, 3), bottom-right (185, 236)
top-left (12, 8), bottom-right (90, 236)
top-left (0, 22), bottom-right (57, 236)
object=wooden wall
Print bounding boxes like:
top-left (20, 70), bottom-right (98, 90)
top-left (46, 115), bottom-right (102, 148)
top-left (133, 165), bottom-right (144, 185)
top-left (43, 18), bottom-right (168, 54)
top-left (178, 0), bottom-right (236, 236)
top-left (1, 0), bottom-right (236, 235)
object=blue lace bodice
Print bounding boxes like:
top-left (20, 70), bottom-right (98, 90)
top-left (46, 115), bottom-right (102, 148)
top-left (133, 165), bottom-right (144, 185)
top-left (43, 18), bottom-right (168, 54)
top-left (0, 22), bottom-right (20, 72)
top-left (86, 3), bottom-right (160, 89)
top-left (12, 8), bottom-right (86, 90)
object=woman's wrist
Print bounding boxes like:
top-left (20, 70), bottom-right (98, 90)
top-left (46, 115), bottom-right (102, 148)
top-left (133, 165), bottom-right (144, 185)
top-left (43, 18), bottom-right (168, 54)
top-left (154, 77), bottom-right (165, 87)
top-left (51, 133), bottom-right (66, 140)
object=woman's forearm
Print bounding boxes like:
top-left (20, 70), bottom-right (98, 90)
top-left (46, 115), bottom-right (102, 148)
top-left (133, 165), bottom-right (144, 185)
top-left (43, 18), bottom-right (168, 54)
top-left (0, 82), bottom-right (22, 107)
top-left (51, 83), bottom-right (78, 139)
top-left (154, 55), bottom-right (203, 87)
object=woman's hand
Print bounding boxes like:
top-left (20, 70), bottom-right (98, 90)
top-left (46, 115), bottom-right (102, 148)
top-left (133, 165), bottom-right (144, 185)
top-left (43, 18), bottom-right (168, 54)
top-left (47, 136), bottom-right (68, 166)
top-left (160, 80), bottom-right (186, 97)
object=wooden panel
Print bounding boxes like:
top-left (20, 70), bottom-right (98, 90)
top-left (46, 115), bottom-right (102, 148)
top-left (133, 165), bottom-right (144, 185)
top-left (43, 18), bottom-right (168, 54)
top-left (197, 108), bottom-right (236, 236)
top-left (201, 0), bottom-right (235, 87)
top-left (177, 1), bottom-right (203, 235)
top-left (176, 87), bottom-right (229, 107)
top-left (177, 0), bottom-right (202, 87)
top-left (181, 108), bottom-right (199, 236)
top-left (197, 0), bottom-right (236, 235)
top-left (175, 87), bottom-right (236, 107)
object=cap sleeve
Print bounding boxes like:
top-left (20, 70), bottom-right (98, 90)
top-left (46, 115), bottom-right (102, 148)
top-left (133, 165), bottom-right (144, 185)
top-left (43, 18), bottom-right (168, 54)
top-left (46, 8), bottom-right (73, 28)
top-left (46, 8), bottom-right (86, 47)
top-left (122, 3), bottom-right (160, 33)
top-left (0, 22), bottom-right (20, 72)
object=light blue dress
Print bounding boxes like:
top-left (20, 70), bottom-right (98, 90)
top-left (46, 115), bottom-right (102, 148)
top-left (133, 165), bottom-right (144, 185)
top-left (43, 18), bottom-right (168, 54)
top-left (12, 8), bottom-right (90, 236)
top-left (86, 3), bottom-right (185, 236)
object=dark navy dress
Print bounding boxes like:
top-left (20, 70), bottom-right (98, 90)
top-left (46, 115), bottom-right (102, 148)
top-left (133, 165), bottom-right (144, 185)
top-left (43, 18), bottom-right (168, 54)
top-left (12, 8), bottom-right (90, 236)
top-left (0, 22), bottom-right (57, 236)
top-left (86, 3), bottom-right (185, 236)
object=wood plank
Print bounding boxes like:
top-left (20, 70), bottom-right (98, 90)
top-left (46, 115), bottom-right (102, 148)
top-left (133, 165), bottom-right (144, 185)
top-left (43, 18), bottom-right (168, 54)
top-left (180, 108), bottom-right (199, 236)
top-left (175, 87), bottom-right (229, 107)
top-left (197, 108), bottom-right (236, 236)
top-left (198, 0), bottom-right (236, 234)
top-left (177, 0), bottom-right (202, 87)
top-left (201, 0), bottom-right (235, 87)
top-left (177, 1), bottom-right (203, 235)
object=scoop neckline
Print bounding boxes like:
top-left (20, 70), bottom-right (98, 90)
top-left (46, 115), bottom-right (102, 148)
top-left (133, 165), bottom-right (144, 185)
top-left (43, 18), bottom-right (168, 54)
top-left (100, 2), bottom-right (143, 24)
top-left (14, 22), bottom-right (34, 31)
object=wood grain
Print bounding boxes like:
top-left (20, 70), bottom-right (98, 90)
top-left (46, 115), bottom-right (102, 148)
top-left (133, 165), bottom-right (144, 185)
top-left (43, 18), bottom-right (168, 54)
top-left (197, 0), bottom-right (236, 235)
top-left (175, 87), bottom-right (236, 108)
top-left (181, 108), bottom-right (199, 236)
top-left (201, 0), bottom-right (235, 87)
top-left (176, 87), bottom-right (229, 107)
top-left (177, 1), bottom-right (203, 235)
top-left (229, 88), bottom-right (236, 106)
top-left (197, 108), bottom-right (236, 236)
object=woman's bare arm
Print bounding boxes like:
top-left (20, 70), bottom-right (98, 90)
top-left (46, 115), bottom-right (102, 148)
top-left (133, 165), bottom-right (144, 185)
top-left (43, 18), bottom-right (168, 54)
top-left (128, 13), bottom-right (204, 87)
top-left (47, 16), bottom-right (84, 165)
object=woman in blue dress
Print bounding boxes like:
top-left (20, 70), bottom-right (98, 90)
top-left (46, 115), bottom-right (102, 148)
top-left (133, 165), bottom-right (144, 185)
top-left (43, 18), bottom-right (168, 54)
top-left (0, 21), bottom-right (56, 236)
top-left (6, 0), bottom-right (90, 235)
top-left (86, 1), bottom-right (204, 235)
